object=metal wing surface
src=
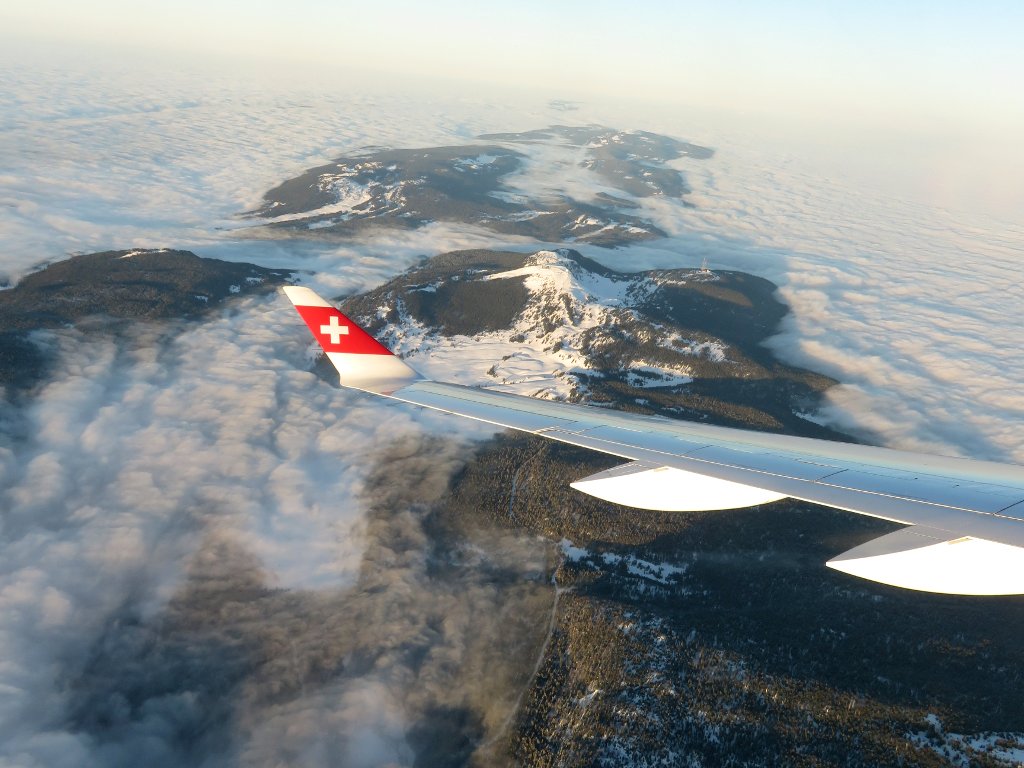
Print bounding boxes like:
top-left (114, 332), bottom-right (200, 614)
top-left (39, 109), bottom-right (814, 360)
top-left (284, 286), bottom-right (1024, 595)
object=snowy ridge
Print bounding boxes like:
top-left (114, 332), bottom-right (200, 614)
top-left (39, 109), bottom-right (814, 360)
top-left (454, 154), bottom-right (500, 170)
top-left (658, 336), bottom-right (727, 363)
top-left (371, 249), bottom-right (699, 400)
top-left (118, 247), bottom-right (172, 259)
top-left (264, 161), bottom-right (425, 228)
top-left (249, 137), bottom-right (673, 246)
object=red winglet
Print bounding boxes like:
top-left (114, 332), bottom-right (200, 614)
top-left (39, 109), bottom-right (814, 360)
top-left (292, 304), bottom-right (392, 355)
top-left (283, 285), bottom-right (421, 394)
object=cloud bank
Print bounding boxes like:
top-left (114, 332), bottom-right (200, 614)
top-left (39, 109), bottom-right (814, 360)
top-left (3, 52), bottom-right (1023, 766)
top-left (0, 52), bottom-right (547, 283)
top-left (663, 143), bottom-right (1024, 464)
top-left (517, 111), bottom-right (1024, 464)
top-left (0, 295), bottom-right (552, 766)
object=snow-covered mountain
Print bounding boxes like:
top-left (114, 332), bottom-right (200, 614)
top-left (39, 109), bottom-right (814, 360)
top-left (338, 248), bottom-right (840, 436)
top-left (245, 127), bottom-right (715, 248)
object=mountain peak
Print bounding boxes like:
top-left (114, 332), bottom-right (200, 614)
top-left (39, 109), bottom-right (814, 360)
top-left (336, 249), bottom-right (840, 436)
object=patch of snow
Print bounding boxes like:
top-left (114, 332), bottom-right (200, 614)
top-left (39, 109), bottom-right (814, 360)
top-left (608, 551), bottom-right (689, 584)
top-left (559, 539), bottom-right (591, 562)
top-left (229, 284), bottom-right (241, 294)
top-left (659, 336), bottom-right (728, 362)
top-left (118, 247), bottom-right (170, 259)
top-left (581, 222), bottom-right (652, 239)
top-left (625, 360), bottom-right (693, 388)
top-left (909, 715), bottom-right (1024, 767)
top-left (260, 170), bottom-right (422, 224)
top-left (795, 410), bottom-right (828, 426)
top-left (453, 154), bottom-right (500, 170)
top-left (569, 214), bottom-right (603, 230)
top-left (558, 539), bottom-right (688, 585)
top-left (264, 173), bottom-right (374, 223)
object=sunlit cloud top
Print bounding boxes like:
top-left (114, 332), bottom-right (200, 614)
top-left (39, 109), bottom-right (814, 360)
top-left (3, 0), bottom-right (1023, 219)
top-left (5, 1), bottom-right (1023, 126)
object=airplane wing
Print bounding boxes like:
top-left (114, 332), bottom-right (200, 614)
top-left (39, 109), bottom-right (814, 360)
top-left (283, 286), bottom-right (1024, 595)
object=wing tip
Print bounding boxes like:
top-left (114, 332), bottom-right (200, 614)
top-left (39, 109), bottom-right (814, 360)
top-left (282, 285), bottom-right (334, 308)
top-left (283, 283), bottom-right (423, 394)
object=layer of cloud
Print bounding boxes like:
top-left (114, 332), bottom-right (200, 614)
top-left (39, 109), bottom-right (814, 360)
top-left (0, 302), bottom-right (376, 761)
top-left (0, 53), bottom-right (548, 283)
top-left (0, 60), bottom-right (557, 766)
top-left (3, 53), bottom-right (1022, 767)
top-left (0, 294), bottom-right (552, 766)
top-left (534, 115), bottom-right (1024, 464)
top-left (693, 147), bottom-right (1024, 464)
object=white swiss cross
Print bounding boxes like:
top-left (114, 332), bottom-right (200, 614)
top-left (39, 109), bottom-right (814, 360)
top-left (320, 315), bottom-right (349, 345)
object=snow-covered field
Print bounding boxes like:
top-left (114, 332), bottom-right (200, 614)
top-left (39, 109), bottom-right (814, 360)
top-left (367, 249), bottom-right (695, 399)
top-left (346, 247), bottom-right (791, 416)
top-left (909, 714), bottom-right (1024, 767)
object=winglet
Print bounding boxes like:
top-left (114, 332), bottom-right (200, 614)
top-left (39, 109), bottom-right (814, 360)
top-left (283, 285), bottom-right (422, 394)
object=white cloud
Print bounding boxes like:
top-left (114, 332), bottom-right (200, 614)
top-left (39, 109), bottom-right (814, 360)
top-left (0, 53), bottom-right (543, 283)
top-left (0, 292), bottom-right (529, 764)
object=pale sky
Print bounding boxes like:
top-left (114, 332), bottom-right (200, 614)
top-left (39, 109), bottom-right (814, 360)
top-left (3, 0), bottom-right (1023, 218)
top-left (5, 1), bottom-right (1022, 121)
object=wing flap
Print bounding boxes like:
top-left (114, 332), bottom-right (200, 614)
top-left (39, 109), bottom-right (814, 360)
top-left (827, 527), bottom-right (1024, 595)
top-left (571, 461), bottom-right (787, 512)
top-left (685, 444), bottom-right (845, 482)
top-left (817, 468), bottom-right (1024, 514)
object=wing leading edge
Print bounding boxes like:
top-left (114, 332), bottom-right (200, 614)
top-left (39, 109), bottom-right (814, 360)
top-left (283, 286), bottom-right (1024, 595)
